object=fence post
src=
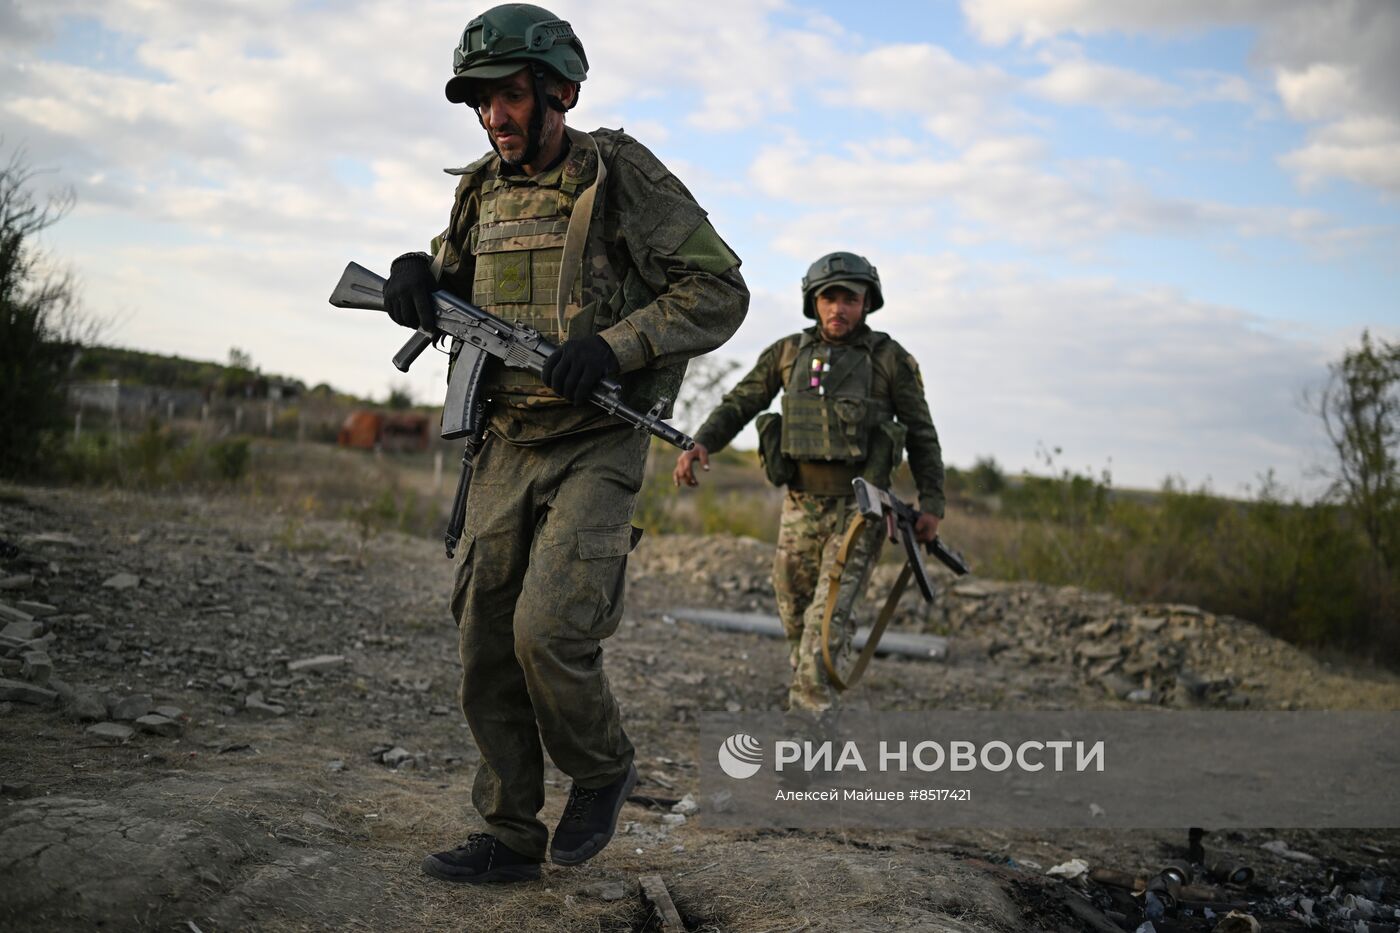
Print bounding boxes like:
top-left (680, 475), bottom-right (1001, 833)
top-left (297, 411), bottom-right (306, 444)
top-left (74, 406), bottom-right (82, 442)
top-left (235, 405), bottom-right (243, 432)
top-left (434, 449), bottom-right (444, 492)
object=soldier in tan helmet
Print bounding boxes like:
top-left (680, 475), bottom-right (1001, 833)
top-left (383, 3), bottom-right (748, 883)
top-left (674, 252), bottom-right (944, 711)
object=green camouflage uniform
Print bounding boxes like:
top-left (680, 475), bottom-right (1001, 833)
top-left (434, 127), bottom-right (747, 858)
top-left (694, 325), bottom-right (943, 710)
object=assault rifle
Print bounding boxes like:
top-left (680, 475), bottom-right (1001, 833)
top-left (328, 262), bottom-right (695, 450)
top-left (851, 478), bottom-right (970, 599)
top-left (821, 479), bottom-right (970, 690)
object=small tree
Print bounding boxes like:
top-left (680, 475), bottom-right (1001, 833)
top-left (386, 382), bottom-right (415, 410)
top-left (1318, 330), bottom-right (1400, 572)
top-left (673, 356), bottom-right (742, 434)
top-left (0, 148), bottom-right (91, 476)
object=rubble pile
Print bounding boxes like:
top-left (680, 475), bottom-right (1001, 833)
top-left (633, 533), bottom-right (1325, 710)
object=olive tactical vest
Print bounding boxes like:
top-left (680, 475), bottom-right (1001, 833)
top-left (470, 148), bottom-right (596, 407)
top-left (778, 334), bottom-right (895, 463)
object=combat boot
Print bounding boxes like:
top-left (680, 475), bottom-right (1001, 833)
top-left (549, 762), bottom-right (638, 865)
top-left (421, 833), bottom-right (542, 884)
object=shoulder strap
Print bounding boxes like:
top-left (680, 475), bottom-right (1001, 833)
top-left (556, 126), bottom-right (607, 335)
top-left (431, 156), bottom-right (495, 280)
top-left (777, 335), bottom-right (802, 387)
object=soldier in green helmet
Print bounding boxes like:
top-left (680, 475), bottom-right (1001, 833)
top-left (383, 3), bottom-right (748, 884)
top-left (674, 252), bottom-right (945, 711)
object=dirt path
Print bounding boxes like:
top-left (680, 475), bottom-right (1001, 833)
top-left (1, 485), bottom-right (1396, 932)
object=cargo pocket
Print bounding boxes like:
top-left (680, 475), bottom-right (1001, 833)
top-left (448, 532), bottom-right (476, 627)
top-left (574, 522), bottom-right (643, 640)
top-left (578, 522), bottom-right (642, 560)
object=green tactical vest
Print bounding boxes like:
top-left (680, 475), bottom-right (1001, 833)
top-left (779, 334), bottom-right (894, 462)
top-left (470, 146), bottom-right (596, 408)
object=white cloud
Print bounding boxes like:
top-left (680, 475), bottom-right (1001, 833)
top-left (869, 256), bottom-right (1337, 492)
top-left (749, 139), bottom-right (1369, 254)
top-left (1028, 59), bottom-right (1184, 109)
top-left (961, 0), bottom-right (1400, 195)
top-left (961, 0), bottom-right (1309, 46)
top-left (821, 42), bottom-right (1019, 144)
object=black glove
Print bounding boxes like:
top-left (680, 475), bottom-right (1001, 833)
top-left (383, 251), bottom-right (438, 331)
top-left (542, 335), bottom-right (619, 403)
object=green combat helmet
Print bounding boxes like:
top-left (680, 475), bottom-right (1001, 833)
top-left (801, 251), bottom-right (884, 318)
top-left (445, 3), bottom-right (589, 105)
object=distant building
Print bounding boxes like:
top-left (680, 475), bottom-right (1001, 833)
top-left (337, 410), bottom-right (431, 452)
top-left (67, 380), bottom-right (205, 418)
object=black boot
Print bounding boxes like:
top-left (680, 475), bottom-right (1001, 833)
top-left (421, 833), bottom-right (542, 884)
top-left (550, 762), bottom-right (638, 865)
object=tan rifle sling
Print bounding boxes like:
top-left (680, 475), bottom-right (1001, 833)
top-left (555, 126), bottom-right (607, 335)
top-left (820, 514), bottom-right (911, 691)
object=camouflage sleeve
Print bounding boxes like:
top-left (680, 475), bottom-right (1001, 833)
top-left (891, 345), bottom-right (946, 518)
top-left (431, 171), bottom-right (481, 300)
top-left (693, 341), bottom-right (787, 452)
top-left (596, 140), bottom-right (750, 373)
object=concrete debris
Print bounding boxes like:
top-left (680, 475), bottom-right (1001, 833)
top-left (135, 713), bottom-right (183, 737)
top-left (0, 602), bottom-right (35, 623)
top-left (659, 813), bottom-right (687, 826)
top-left (20, 651), bottom-right (52, 684)
top-left (85, 722), bottom-right (135, 743)
top-left (325, 759), bottom-right (346, 773)
top-left (243, 691), bottom-right (287, 718)
top-left (671, 793), bottom-right (699, 816)
top-left (1261, 839), bottom-right (1318, 863)
top-left (1, 620), bottom-right (44, 642)
top-left (0, 677), bottom-right (59, 706)
top-left (101, 572), bottom-right (141, 590)
top-left (64, 690), bottom-right (109, 723)
top-left (23, 531), bottom-right (83, 546)
top-left (154, 705), bottom-right (185, 721)
top-left (15, 601), bottom-right (58, 617)
top-left (380, 746), bottom-right (413, 768)
top-left (109, 694), bottom-right (154, 722)
top-left (0, 574), bottom-right (34, 591)
top-left (286, 654), bottom-right (346, 673)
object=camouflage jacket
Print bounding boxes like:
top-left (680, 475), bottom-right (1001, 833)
top-left (694, 325), bottom-right (946, 517)
top-left (431, 127), bottom-right (749, 444)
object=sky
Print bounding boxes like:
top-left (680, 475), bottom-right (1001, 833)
top-left (2, 0), bottom-right (1397, 495)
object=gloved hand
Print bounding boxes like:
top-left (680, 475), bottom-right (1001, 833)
top-left (542, 335), bottom-right (619, 403)
top-left (383, 251), bottom-right (438, 331)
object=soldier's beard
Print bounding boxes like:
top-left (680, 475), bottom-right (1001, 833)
top-left (491, 106), bottom-right (552, 168)
top-left (818, 316), bottom-right (861, 344)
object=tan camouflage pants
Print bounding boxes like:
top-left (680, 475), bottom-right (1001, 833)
top-left (450, 425), bottom-right (648, 859)
top-left (772, 490), bottom-right (885, 711)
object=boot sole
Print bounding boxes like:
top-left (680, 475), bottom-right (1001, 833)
top-left (420, 855), bottom-right (541, 884)
top-left (549, 764), bottom-right (639, 866)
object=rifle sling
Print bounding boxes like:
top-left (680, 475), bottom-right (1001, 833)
top-left (820, 514), bottom-right (913, 691)
top-left (556, 126), bottom-right (606, 336)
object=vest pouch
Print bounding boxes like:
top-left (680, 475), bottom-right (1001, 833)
top-left (833, 397), bottom-right (869, 459)
top-left (755, 412), bottom-right (797, 487)
top-left (860, 420), bottom-right (907, 489)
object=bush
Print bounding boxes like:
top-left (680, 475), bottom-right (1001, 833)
top-left (54, 425), bottom-right (252, 488)
top-left (0, 150), bottom-right (89, 476)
